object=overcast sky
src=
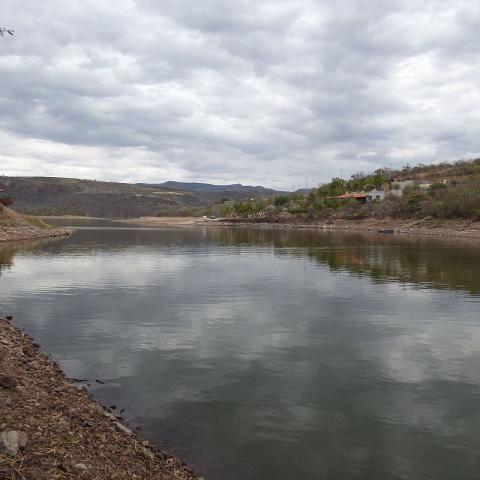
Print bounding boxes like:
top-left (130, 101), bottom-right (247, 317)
top-left (1, 0), bottom-right (479, 189)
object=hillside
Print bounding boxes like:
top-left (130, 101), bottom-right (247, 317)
top-left (394, 160), bottom-right (480, 182)
top-left (0, 177), bottom-right (284, 218)
top-left (212, 158), bottom-right (480, 221)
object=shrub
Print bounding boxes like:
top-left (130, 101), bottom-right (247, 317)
top-left (274, 195), bottom-right (290, 207)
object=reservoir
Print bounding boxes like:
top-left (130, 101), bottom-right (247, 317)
top-left (1, 220), bottom-right (480, 479)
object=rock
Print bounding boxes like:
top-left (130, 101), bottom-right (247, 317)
top-left (74, 463), bottom-right (88, 472)
top-left (142, 447), bottom-right (155, 460)
top-left (22, 345), bottom-right (35, 357)
top-left (115, 422), bottom-right (133, 435)
top-left (0, 430), bottom-right (28, 456)
top-left (0, 374), bottom-right (17, 389)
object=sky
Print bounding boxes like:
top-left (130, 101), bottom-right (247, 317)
top-left (1, 0), bottom-right (479, 190)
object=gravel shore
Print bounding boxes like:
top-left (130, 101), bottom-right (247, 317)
top-left (0, 316), bottom-right (200, 480)
top-left (0, 226), bottom-right (74, 243)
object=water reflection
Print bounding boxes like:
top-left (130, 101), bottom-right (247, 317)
top-left (6, 222), bottom-right (480, 295)
top-left (0, 224), bottom-right (480, 480)
top-left (0, 244), bottom-right (15, 274)
top-left (202, 227), bottom-right (480, 294)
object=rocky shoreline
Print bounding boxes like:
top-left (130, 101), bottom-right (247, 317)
top-left (0, 316), bottom-right (200, 480)
top-left (0, 226), bottom-right (74, 243)
top-left (210, 217), bottom-right (480, 240)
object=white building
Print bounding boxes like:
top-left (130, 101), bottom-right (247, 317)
top-left (366, 189), bottom-right (385, 202)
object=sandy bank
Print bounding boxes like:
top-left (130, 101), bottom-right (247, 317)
top-left (120, 216), bottom-right (202, 226)
top-left (0, 316), bottom-right (200, 480)
top-left (211, 217), bottom-right (480, 240)
top-left (39, 215), bottom-right (105, 220)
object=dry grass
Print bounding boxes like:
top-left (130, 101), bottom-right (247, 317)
top-left (0, 205), bottom-right (50, 229)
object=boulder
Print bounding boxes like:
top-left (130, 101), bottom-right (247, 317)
top-left (0, 430), bottom-right (28, 456)
top-left (74, 463), bottom-right (88, 472)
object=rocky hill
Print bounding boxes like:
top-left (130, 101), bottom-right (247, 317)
top-left (0, 177), bottom-right (284, 218)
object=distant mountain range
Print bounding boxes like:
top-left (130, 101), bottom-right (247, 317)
top-left (0, 176), bottom-right (288, 218)
top-left (138, 181), bottom-right (285, 195)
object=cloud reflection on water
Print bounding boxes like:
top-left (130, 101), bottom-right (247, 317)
top-left (1, 227), bottom-right (480, 479)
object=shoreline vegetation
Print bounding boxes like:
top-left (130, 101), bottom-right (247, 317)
top-left (201, 157), bottom-right (480, 236)
top-left (111, 157), bottom-right (480, 240)
top-left (0, 315), bottom-right (200, 480)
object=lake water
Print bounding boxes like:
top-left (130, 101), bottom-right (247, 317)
top-left (1, 220), bottom-right (480, 479)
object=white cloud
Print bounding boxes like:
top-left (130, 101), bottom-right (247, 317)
top-left (0, 0), bottom-right (479, 188)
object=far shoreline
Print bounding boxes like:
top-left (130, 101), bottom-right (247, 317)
top-left (34, 214), bottom-right (480, 241)
top-left (121, 216), bottom-right (480, 241)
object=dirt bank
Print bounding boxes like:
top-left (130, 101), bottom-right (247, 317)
top-left (0, 316), bottom-right (200, 480)
top-left (212, 217), bottom-right (480, 239)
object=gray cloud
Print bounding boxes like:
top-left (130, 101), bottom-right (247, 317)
top-left (1, 0), bottom-right (479, 188)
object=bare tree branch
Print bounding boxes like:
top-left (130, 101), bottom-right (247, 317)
top-left (0, 27), bottom-right (15, 36)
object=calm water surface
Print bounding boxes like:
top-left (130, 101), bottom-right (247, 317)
top-left (1, 220), bottom-right (480, 479)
